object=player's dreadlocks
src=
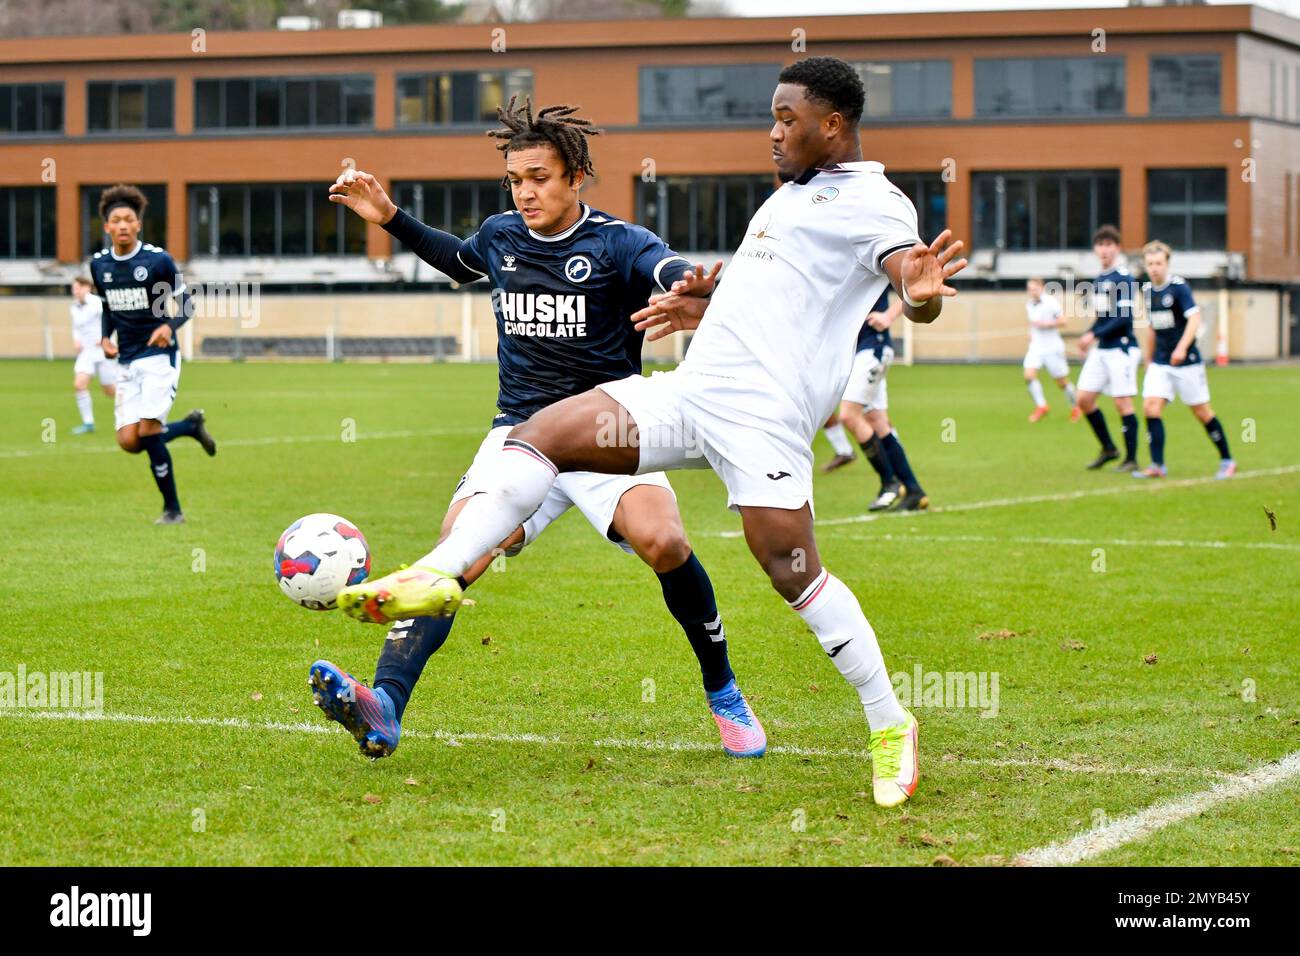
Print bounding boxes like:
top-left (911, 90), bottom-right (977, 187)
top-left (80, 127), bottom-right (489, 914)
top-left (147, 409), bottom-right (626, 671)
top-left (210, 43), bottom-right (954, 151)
top-left (98, 183), bottom-right (148, 220)
top-left (487, 95), bottom-right (602, 182)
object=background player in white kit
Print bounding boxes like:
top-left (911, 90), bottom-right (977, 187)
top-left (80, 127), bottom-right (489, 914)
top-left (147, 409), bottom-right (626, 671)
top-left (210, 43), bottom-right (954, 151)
top-left (69, 275), bottom-right (117, 435)
top-left (1022, 277), bottom-right (1076, 423)
top-left (336, 57), bottom-right (969, 808)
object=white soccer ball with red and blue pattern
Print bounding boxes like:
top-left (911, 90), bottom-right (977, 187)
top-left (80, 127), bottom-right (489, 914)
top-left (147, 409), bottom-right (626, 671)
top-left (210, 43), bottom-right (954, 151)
top-left (274, 513), bottom-right (371, 611)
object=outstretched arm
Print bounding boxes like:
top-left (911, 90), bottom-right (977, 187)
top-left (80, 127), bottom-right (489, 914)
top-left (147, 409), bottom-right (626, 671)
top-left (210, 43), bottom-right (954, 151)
top-left (883, 229), bottom-right (967, 324)
top-left (329, 169), bottom-right (485, 284)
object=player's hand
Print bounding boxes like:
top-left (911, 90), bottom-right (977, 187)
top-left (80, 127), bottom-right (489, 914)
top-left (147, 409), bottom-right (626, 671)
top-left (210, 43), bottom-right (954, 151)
top-left (900, 230), bottom-right (966, 305)
top-left (631, 291), bottom-right (709, 342)
top-left (101, 337), bottom-right (118, 358)
top-left (1171, 346), bottom-right (1186, 366)
top-left (147, 324), bottom-right (173, 348)
top-left (669, 260), bottom-right (722, 298)
top-left (328, 169), bottom-right (398, 225)
top-left (1078, 331), bottom-right (1095, 355)
top-left (866, 311), bottom-right (890, 331)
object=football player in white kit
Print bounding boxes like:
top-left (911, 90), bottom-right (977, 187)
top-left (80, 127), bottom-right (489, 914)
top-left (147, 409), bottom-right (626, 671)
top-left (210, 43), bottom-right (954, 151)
top-left (69, 275), bottom-right (118, 435)
top-left (1022, 277), bottom-right (1076, 423)
top-left (337, 57), bottom-right (968, 808)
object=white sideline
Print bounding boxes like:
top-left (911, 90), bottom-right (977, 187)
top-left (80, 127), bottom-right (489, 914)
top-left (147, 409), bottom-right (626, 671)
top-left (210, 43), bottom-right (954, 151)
top-left (1, 708), bottom-right (1238, 779)
top-left (712, 463), bottom-right (1300, 538)
top-left (819, 530), bottom-right (1300, 553)
top-left (1015, 749), bottom-right (1300, 866)
top-left (0, 426), bottom-right (484, 460)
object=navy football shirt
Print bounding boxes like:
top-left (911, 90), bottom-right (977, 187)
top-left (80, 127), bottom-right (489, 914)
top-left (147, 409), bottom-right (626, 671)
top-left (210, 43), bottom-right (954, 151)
top-left (1090, 265), bottom-right (1139, 350)
top-left (854, 290), bottom-right (893, 358)
top-left (1144, 278), bottom-right (1202, 366)
top-left (90, 241), bottom-right (191, 364)
top-left (455, 203), bottom-right (691, 425)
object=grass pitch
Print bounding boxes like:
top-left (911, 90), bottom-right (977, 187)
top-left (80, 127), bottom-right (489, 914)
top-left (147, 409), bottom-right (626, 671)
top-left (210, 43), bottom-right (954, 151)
top-left (1, 358), bottom-right (1296, 866)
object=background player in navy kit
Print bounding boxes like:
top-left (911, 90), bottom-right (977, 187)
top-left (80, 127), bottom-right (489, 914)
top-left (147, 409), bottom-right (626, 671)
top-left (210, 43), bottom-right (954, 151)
top-left (838, 290), bottom-right (929, 512)
top-left (310, 98), bottom-right (765, 760)
top-left (92, 185), bottom-right (217, 524)
top-left (1133, 240), bottom-right (1235, 480)
top-left (1075, 225), bottom-right (1142, 472)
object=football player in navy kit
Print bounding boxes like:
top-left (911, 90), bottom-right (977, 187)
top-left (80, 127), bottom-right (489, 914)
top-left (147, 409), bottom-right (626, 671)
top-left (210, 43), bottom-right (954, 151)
top-left (91, 185), bottom-right (216, 524)
top-left (1133, 240), bottom-right (1235, 480)
top-left (308, 99), bottom-right (766, 762)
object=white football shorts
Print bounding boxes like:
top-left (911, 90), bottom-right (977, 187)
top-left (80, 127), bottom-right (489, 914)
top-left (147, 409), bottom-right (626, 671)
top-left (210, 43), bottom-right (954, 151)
top-left (1078, 346), bottom-right (1138, 398)
top-left (452, 425), bottom-right (675, 556)
top-left (1143, 362), bottom-right (1210, 406)
top-left (114, 352), bottom-right (180, 430)
top-left (1022, 341), bottom-right (1069, 379)
top-left (843, 345), bottom-right (893, 411)
top-left (74, 346), bottom-right (119, 386)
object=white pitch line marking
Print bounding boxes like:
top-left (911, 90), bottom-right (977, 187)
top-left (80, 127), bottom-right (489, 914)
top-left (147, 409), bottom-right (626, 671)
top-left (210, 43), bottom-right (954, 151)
top-left (817, 531), bottom-right (1300, 553)
top-left (0, 426), bottom-right (484, 461)
top-left (710, 463), bottom-right (1300, 538)
top-left (1, 709), bottom-right (1237, 779)
top-left (1015, 749), bottom-right (1300, 866)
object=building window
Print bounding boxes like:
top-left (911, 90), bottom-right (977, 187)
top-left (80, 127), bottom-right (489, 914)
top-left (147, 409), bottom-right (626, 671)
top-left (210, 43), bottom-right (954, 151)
top-left (87, 80), bottom-right (173, 132)
top-left (189, 184), bottom-right (365, 256)
top-left (390, 181), bottom-right (512, 245)
top-left (194, 76), bottom-right (373, 130)
top-left (973, 170), bottom-right (1119, 251)
top-left (1149, 55), bottom-right (1221, 115)
top-left (975, 57), bottom-right (1125, 116)
top-left (636, 175), bottom-right (776, 252)
top-left (890, 172), bottom-right (947, 241)
top-left (855, 61), bottom-right (951, 119)
top-left (0, 187), bottom-right (56, 258)
top-left (0, 83), bottom-right (63, 134)
top-left (81, 184), bottom-right (169, 257)
top-left (395, 70), bottom-right (532, 126)
top-left (639, 65), bottom-right (782, 123)
top-left (1147, 169), bottom-right (1227, 250)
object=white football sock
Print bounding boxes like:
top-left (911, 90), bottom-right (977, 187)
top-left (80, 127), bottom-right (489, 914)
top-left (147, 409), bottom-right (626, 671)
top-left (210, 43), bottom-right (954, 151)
top-left (789, 569), bottom-right (907, 731)
top-left (1027, 379), bottom-right (1046, 407)
top-left (1064, 381), bottom-right (1077, 405)
top-left (417, 438), bottom-right (558, 577)
top-left (75, 389), bottom-right (93, 425)
top-left (822, 423), bottom-right (853, 457)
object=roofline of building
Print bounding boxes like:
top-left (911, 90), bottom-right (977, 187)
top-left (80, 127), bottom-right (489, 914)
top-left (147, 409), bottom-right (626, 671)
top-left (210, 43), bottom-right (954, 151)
top-left (0, 5), bottom-right (1294, 66)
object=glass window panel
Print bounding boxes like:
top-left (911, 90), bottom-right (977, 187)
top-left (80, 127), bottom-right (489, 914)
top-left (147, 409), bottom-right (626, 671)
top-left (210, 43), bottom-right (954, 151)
top-left (0, 192), bottom-right (10, 257)
top-left (88, 83), bottom-right (112, 132)
top-left (342, 201), bottom-right (366, 253)
top-left (448, 183), bottom-right (476, 237)
top-left (1063, 177), bottom-right (1092, 248)
top-left (1035, 177), bottom-right (1063, 248)
top-left (195, 80), bottom-right (220, 128)
top-left (285, 79), bottom-right (311, 127)
top-left (249, 186), bottom-right (277, 254)
top-left (313, 188), bottom-right (340, 253)
top-left (1191, 169), bottom-right (1226, 203)
top-left (314, 79), bottom-right (341, 126)
top-left (14, 84), bottom-right (37, 132)
top-left (724, 179), bottom-right (752, 249)
top-left (695, 180), bottom-right (720, 250)
top-left (280, 186), bottom-right (308, 255)
top-left (40, 84), bottom-right (62, 132)
top-left (432, 75), bottom-right (451, 124)
top-left (147, 81), bottom-right (172, 129)
top-left (450, 72), bottom-right (477, 123)
top-left (1004, 177), bottom-right (1031, 249)
top-left (224, 79), bottom-right (251, 128)
top-left (397, 76), bottom-right (423, 125)
top-left (504, 70), bottom-right (532, 110)
top-left (13, 188), bottom-right (35, 256)
top-left (479, 71), bottom-right (503, 122)
top-left (115, 83), bottom-right (145, 130)
top-left (972, 175), bottom-right (1000, 249)
top-left (191, 186), bottom-right (216, 256)
top-left (255, 78), bottom-right (281, 127)
top-left (218, 186), bottom-right (246, 256)
top-left (0, 87), bottom-right (12, 132)
top-left (1149, 213), bottom-right (1185, 247)
top-left (1190, 213), bottom-right (1226, 249)
top-left (343, 78), bottom-right (371, 126)
top-left (666, 181), bottom-right (691, 251)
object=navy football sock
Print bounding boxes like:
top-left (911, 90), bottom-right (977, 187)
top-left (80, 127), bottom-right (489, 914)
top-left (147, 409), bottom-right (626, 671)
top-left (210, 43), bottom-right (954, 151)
top-left (861, 435), bottom-right (897, 486)
top-left (374, 615), bottom-right (456, 720)
top-left (657, 551), bottom-right (734, 693)
top-left (140, 433), bottom-right (180, 512)
top-left (1203, 416), bottom-right (1232, 459)
top-left (163, 417), bottom-right (197, 443)
top-left (1146, 417), bottom-right (1166, 466)
top-left (880, 431), bottom-right (921, 493)
top-left (1121, 413), bottom-right (1139, 461)
top-left (1085, 409), bottom-right (1116, 451)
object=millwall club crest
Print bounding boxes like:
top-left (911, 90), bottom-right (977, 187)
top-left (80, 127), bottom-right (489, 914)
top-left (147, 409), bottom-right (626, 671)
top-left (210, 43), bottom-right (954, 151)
top-left (502, 254), bottom-right (517, 272)
top-left (564, 255), bottom-right (592, 284)
top-left (133, 265), bottom-right (148, 281)
top-left (812, 186), bottom-right (839, 204)
top-left (1162, 293), bottom-right (1174, 307)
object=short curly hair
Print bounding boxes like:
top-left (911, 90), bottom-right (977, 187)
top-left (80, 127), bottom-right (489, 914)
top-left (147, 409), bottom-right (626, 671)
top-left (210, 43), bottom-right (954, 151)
top-left (487, 95), bottom-right (602, 183)
top-left (98, 183), bottom-right (147, 220)
top-left (778, 56), bottom-right (865, 125)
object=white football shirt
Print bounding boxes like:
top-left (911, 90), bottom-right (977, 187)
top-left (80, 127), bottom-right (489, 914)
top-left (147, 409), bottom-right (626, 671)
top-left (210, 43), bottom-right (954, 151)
top-left (70, 294), bottom-right (104, 351)
top-left (1026, 293), bottom-right (1064, 349)
top-left (681, 160), bottom-right (920, 438)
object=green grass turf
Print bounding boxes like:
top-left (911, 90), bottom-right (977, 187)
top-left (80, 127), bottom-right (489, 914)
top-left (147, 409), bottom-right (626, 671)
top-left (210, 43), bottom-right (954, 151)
top-left (1, 358), bottom-right (1297, 866)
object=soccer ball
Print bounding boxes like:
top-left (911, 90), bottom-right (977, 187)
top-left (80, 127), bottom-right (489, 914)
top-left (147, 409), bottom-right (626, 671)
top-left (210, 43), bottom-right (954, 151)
top-left (274, 513), bottom-right (371, 611)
